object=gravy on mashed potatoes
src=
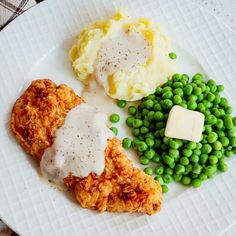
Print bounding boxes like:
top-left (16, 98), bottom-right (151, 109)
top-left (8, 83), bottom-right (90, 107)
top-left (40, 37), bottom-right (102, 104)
top-left (70, 9), bottom-right (177, 101)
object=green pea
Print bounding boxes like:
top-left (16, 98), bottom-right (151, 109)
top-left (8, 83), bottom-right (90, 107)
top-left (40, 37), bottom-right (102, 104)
top-left (154, 139), bottom-right (161, 148)
top-left (193, 149), bottom-right (201, 156)
top-left (144, 167), bottom-right (153, 175)
top-left (204, 125), bottom-right (212, 134)
top-left (187, 100), bottom-right (197, 110)
top-left (122, 138), bottom-right (132, 149)
top-left (173, 82), bottom-right (183, 89)
top-left (133, 119), bottom-right (143, 128)
top-left (162, 91), bottom-right (173, 99)
top-left (142, 109), bottom-right (149, 116)
top-left (117, 100), bottom-right (126, 108)
top-left (225, 150), bottom-right (233, 157)
top-left (192, 179), bottom-right (202, 188)
top-left (187, 142), bottom-right (197, 150)
top-left (144, 149), bottom-right (155, 159)
top-left (140, 126), bottom-right (149, 134)
top-left (163, 174), bottom-right (172, 184)
top-left (145, 138), bottom-right (154, 147)
top-left (153, 104), bottom-right (162, 111)
top-left (169, 140), bottom-right (179, 149)
top-left (182, 149), bottom-right (193, 157)
top-left (161, 99), bottom-right (173, 110)
top-left (207, 92), bottom-right (215, 102)
top-left (192, 73), bottom-right (203, 81)
top-left (169, 52), bottom-right (177, 59)
top-left (205, 115), bottom-right (217, 125)
top-left (188, 94), bottom-right (198, 101)
top-left (185, 164), bottom-right (193, 173)
top-left (159, 128), bottom-right (166, 137)
top-left (154, 165), bottom-right (164, 175)
top-left (164, 167), bottom-right (174, 175)
top-left (199, 83), bottom-right (206, 92)
top-left (218, 162), bottom-right (228, 172)
top-left (207, 132), bottom-right (218, 143)
top-left (220, 136), bottom-right (229, 147)
top-left (154, 111), bottom-right (164, 121)
top-left (151, 153), bottom-right (161, 163)
top-left (212, 150), bottom-right (223, 158)
top-left (110, 127), bottom-right (118, 136)
top-left (197, 103), bottom-right (205, 113)
top-left (182, 176), bottom-right (191, 185)
top-left (154, 175), bottom-right (164, 185)
top-left (227, 128), bottom-right (236, 137)
top-left (173, 174), bottom-right (182, 182)
top-left (216, 84), bottom-right (224, 92)
top-left (230, 137), bottom-right (236, 147)
top-left (180, 157), bottom-right (189, 165)
top-left (173, 95), bottom-right (182, 105)
top-left (171, 73), bottom-right (181, 81)
top-left (209, 155), bottom-right (218, 165)
top-left (199, 173), bottom-right (208, 181)
top-left (181, 74), bottom-right (189, 81)
top-left (128, 106), bottom-right (137, 115)
top-left (155, 87), bottom-right (162, 95)
top-left (225, 106), bottom-right (233, 114)
top-left (233, 147), bottom-right (236, 154)
top-left (184, 85), bottom-right (193, 95)
top-left (163, 155), bottom-right (174, 165)
top-left (212, 141), bottom-right (222, 151)
top-left (143, 119), bottom-right (150, 127)
top-left (192, 163), bottom-right (202, 175)
top-left (193, 87), bottom-right (202, 96)
top-left (156, 121), bottom-right (165, 129)
top-left (201, 144), bottom-right (212, 154)
top-left (147, 94), bottom-right (156, 100)
top-left (203, 100), bottom-right (213, 109)
top-left (220, 97), bottom-right (228, 107)
top-left (169, 149), bottom-right (179, 158)
top-left (110, 113), bottom-right (120, 123)
top-left (204, 166), bottom-right (216, 177)
top-left (190, 155), bottom-right (199, 163)
top-left (161, 185), bottom-right (168, 193)
top-left (144, 99), bottom-right (154, 109)
top-left (233, 117), bottom-right (236, 126)
top-left (215, 119), bottom-right (224, 129)
top-left (175, 164), bottom-right (185, 174)
top-left (139, 156), bottom-right (150, 165)
top-left (224, 117), bottom-right (234, 130)
top-left (179, 102), bottom-right (187, 108)
top-left (137, 141), bottom-right (148, 151)
top-left (173, 88), bottom-right (184, 96)
top-left (146, 111), bottom-right (155, 120)
top-left (199, 154), bottom-right (208, 164)
top-left (162, 86), bottom-right (172, 93)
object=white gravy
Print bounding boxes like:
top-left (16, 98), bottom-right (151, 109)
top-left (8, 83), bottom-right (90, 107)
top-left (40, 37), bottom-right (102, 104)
top-left (95, 29), bottom-right (151, 91)
top-left (40, 103), bottom-right (113, 184)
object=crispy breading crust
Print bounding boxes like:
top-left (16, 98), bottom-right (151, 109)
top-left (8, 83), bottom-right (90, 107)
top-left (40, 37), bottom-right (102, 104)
top-left (10, 79), bottom-right (162, 215)
top-left (64, 138), bottom-right (162, 215)
top-left (10, 79), bottom-right (83, 159)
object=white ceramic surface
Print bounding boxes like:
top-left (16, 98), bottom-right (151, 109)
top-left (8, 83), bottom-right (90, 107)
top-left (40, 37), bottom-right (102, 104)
top-left (0, 0), bottom-right (236, 235)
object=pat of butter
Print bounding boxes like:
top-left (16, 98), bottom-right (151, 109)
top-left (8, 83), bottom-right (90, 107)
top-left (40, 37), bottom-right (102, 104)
top-left (165, 105), bottom-right (205, 142)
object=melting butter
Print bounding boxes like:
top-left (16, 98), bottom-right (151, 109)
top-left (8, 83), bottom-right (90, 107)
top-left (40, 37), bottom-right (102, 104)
top-left (40, 103), bottom-right (113, 184)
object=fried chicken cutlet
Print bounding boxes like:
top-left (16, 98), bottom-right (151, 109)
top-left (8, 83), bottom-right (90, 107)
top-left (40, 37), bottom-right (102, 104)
top-left (10, 79), bottom-right (83, 159)
top-left (10, 79), bottom-right (162, 215)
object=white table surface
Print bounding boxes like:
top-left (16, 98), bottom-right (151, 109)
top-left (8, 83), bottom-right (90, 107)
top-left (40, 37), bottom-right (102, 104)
top-left (0, 0), bottom-right (235, 235)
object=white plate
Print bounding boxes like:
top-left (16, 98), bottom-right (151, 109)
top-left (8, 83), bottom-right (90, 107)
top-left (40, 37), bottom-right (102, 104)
top-left (0, 0), bottom-right (236, 235)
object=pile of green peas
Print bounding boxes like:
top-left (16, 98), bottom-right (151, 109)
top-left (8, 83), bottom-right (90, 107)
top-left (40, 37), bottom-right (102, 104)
top-left (124, 73), bottom-right (236, 193)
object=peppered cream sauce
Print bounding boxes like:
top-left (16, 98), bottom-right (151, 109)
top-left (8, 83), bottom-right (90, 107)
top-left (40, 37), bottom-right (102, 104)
top-left (95, 29), bottom-right (151, 91)
top-left (40, 103), bottom-right (113, 184)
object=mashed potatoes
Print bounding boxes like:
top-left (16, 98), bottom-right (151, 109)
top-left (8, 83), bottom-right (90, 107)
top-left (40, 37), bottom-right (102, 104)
top-left (70, 9), bottom-right (177, 101)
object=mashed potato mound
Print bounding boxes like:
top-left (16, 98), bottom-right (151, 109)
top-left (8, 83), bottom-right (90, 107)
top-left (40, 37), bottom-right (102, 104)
top-left (70, 9), bottom-right (177, 101)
